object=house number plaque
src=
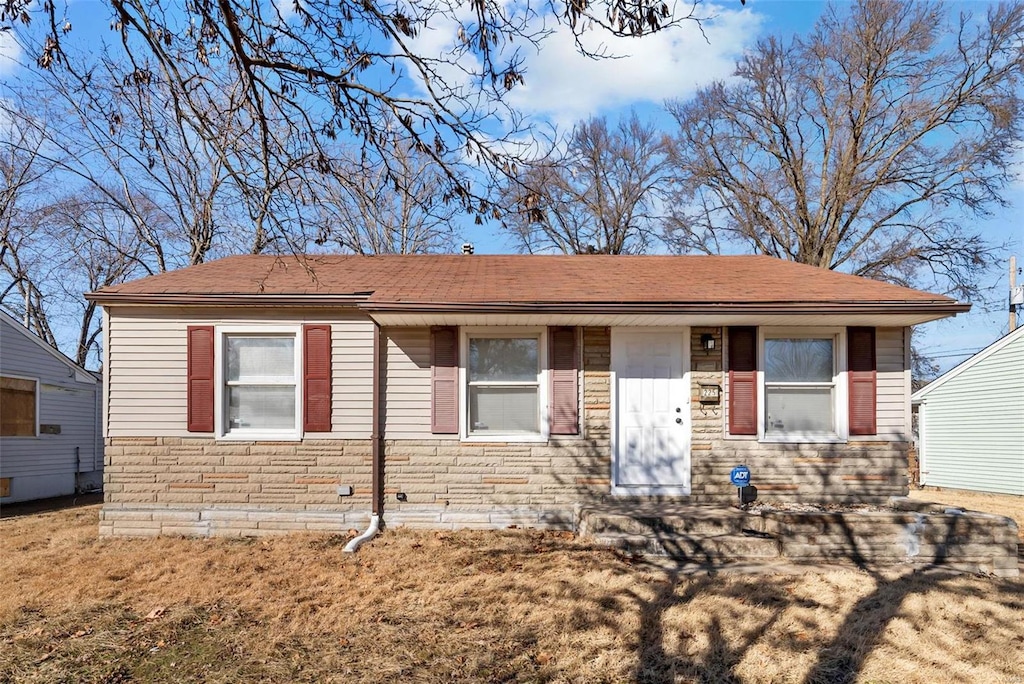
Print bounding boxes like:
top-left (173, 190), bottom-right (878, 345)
top-left (698, 383), bottom-right (721, 404)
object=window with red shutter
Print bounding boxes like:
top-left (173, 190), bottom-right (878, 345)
top-left (303, 324), bottom-right (332, 432)
top-left (430, 327), bottom-right (459, 434)
top-left (548, 327), bottom-right (579, 435)
top-left (187, 326), bottom-right (215, 432)
top-left (847, 327), bottom-right (877, 435)
top-left (728, 327), bottom-right (758, 436)
top-left (190, 325), bottom-right (312, 439)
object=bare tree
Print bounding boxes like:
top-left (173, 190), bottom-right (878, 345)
top-left (1, 80), bottom-right (181, 365)
top-left (2, 0), bottom-right (711, 225)
top-left (11, 54), bottom-right (246, 270)
top-left (666, 0), bottom-right (1023, 299)
top-left (0, 180), bottom-right (153, 367)
top-left (312, 137), bottom-right (461, 254)
top-left (46, 191), bottom-right (151, 366)
top-left (0, 104), bottom-right (62, 345)
top-left (501, 114), bottom-right (672, 254)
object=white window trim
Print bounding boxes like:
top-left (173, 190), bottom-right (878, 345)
top-left (757, 327), bottom-right (849, 444)
top-left (1, 374), bottom-right (40, 439)
top-left (214, 325), bottom-right (303, 441)
top-left (459, 327), bottom-right (549, 443)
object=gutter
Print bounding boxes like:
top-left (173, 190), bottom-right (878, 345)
top-left (357, 300), bottom-right (971, 316)
top-left (83, 293), bottom-right (372, 306)
top-left (344, 319), bottom-right (385, 553)
top-left (83, 295), bottom-right (971, 317)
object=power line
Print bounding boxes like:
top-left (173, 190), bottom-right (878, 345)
top-left (928, 350), bottom-right (982, 360)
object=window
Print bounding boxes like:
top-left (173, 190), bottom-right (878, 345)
top-left (209, 327), bottom-right (301, 440)
top-left (0, 376), bottom-right (37, 437)
top-left (464, 331), bottom-right (545, 439)
top-left (217, 329), bottom-right (301, 439)
top-left (760, 330), bottom-right (846, 441)
top-left (764, 337), bottom-right (836, 436)
top-left (729, 327), bottom-right (873, 442)
top-left (189, 324), bottom-right (331, 438)
top-left (432, 326), bottom-right (577, 439)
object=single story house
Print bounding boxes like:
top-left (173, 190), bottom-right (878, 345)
top-left (912, 325), bottom-right (1023, 496)
top-left (0, 309), bottom-right (103, 503)
top-left (86, 254), bottom-right (969, 537)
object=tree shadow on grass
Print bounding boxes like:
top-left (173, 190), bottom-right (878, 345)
top-left (632, 571), bottom-right (792, 684)
top-left (798, 508), bottom-right (1024, 684)
top-left (466, 511), bottom-right (1021, 683)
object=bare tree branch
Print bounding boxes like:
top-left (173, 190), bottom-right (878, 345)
top-left (2, 0), bottom-right (711, 228)
top-left (501, 113), bottom-right (672, 254)
top-left (666, 0), bottom-right (1023, 300)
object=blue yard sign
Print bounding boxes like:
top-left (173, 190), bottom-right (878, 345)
top-left (730, 465), bottom-right (751, 487)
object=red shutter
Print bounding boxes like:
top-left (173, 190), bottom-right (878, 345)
top-left (848, 326), bottom-right (877, 435)
top-left (728, 326), bottom-right (758, 436)
top-left (549, 326), bottom-right (579, 435)
top-left (431, 327), bottom-right (459, 434)
top-left (303, 324), bottom-right (332, 433)
top-left (186, 325), bottom-right (215, 433)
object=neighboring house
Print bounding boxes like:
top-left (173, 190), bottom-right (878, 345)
top-left (86, 254), bottom-right (969, 537)
top-left (912, 325), bottom-right (1024, 496)
top-left (0, 310), bottom-right (103, 503)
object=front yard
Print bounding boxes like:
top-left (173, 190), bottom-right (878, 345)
top-left (1, 498), bottom-right (1022, 683)
top-left (910, 487), bottom-right (1024, 543)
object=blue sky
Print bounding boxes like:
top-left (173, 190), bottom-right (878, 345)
top-left (1, 0), bottom-right (1020, 371)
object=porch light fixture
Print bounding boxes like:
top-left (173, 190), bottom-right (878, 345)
top-left (700, 334), bottom-right (715, 351)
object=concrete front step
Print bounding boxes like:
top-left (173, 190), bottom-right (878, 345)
top-left (580, 504), bottom-right (781, 562)
top-left (591, 531), bottom-right (781, 562)
top-left (579, 505), bottom-right (762, 537)
top-left (579, 502), bottom-right (1018, 575)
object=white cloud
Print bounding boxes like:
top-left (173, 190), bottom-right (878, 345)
top-left (273, 0), bottom-right (298, 24)
top-left (0, 30), bottom-right (23, 76)
top-left (402, 3), bottom-right (763, 130)
top-left (506, 6), bottom-right (763, 126)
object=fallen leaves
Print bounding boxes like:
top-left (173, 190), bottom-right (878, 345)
top-left (13, 627), bottom-right (44, 641)
top-left (144, 606), bottom-right (166, 620)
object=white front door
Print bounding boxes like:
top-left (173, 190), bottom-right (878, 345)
top-left (612, 330), bottom-right (690, 494)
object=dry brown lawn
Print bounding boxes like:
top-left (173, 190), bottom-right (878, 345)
top-left (910, 487), bottom-right (1024, 542)
top-left (1, 504), bottom-right (1022, 684)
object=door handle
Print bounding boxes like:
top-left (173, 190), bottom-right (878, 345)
top-left (675, 417), bottom-right (682, 424)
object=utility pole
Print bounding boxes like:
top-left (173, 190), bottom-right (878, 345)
top-left (1012, 256), bottom-right (1018, 332)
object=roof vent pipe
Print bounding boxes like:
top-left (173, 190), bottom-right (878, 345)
top-left (461, 243), bottom-right (474, 255)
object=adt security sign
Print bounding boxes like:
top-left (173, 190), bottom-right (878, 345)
top-left (730, 465), bottom-right (751, 487)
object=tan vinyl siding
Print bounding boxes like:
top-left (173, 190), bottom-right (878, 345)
top-left (918, 332), bottom-right (1024, 495)
top-left (870, 326), bottom-right (909, 441)
top-left (382, 327), bottom-right (433, 439)
top-left (325, 319), bottom-right (374, 439)
top-left (107, 316), bottom-right (185, 436)
top-left (106, 308), bottom-right (374, 438)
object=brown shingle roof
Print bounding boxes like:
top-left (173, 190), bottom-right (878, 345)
top-left (86, 254), bottom-right (965, 311)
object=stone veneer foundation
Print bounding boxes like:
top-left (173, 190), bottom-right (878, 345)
top-left (99, 437), bottom-right (375, 537)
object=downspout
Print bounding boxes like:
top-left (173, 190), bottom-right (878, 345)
top-left (344, 319), bottom-right (384, 553)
